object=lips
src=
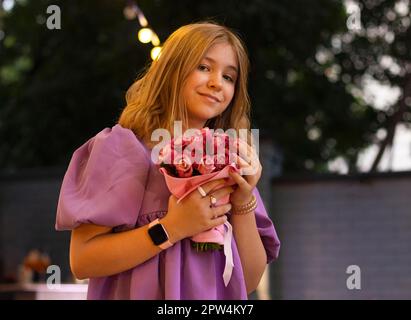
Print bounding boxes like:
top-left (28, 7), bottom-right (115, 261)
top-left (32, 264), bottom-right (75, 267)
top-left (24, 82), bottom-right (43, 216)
top-left (198, 92), bottom-right (220, 103)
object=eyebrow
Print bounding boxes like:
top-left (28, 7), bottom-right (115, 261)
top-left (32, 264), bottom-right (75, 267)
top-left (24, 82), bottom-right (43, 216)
top-left (203, 56), bottom-right (238, 74)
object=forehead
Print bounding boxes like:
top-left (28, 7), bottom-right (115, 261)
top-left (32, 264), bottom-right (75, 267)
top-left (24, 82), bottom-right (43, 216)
top-left (202, 42), bottom-right (238, 72)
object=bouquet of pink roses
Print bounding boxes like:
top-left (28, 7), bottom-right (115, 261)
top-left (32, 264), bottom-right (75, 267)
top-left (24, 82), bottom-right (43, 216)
top-left (156, 127), bottom-right (240, 252)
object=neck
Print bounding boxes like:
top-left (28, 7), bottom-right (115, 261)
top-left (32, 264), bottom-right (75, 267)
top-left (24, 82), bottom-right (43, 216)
top-left (185, 120), bottom-right (206, 131)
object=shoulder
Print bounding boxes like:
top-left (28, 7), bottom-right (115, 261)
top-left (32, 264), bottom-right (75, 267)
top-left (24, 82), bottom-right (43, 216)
top-left (95, 124), bottom-right (147, 151)
top-left (88, 124), bottom-right (151, 163)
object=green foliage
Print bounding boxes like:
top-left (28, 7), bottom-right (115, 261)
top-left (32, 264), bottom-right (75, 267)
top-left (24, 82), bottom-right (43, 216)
top-left (0, 0), bottom-right (150, 168)
top-left (1, 0), bottom-right (408, 173)
top-left (191, 240), bottom-right (223, 252)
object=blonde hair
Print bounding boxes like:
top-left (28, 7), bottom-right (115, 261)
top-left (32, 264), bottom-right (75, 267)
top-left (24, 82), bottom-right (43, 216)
top-left (117, 21), bottom-right (251, 148)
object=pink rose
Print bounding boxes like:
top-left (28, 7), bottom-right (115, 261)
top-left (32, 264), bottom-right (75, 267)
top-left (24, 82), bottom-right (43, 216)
top-left (214, 152), bottom-right (228, 171)
top-left (197, 155), bottom-right (216, 175)
top-left (174, 153), bottom-right (193, 178)
top-left (172, 135), bottom-right (190, 156)
top-left (213, 134), bottom-right (228, 155)
top-left (184, 135), bottom-right (204, 164)
top-left (228, 152), bottom-right (238, 166)
top-left (202, 127), bottom-right (214, 154)
top-left (158, 143), bottom-right (177, 165)
top-left (201, 127), bottom-right (213, 142)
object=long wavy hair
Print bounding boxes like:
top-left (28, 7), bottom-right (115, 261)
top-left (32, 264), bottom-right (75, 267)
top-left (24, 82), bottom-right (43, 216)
top-left (117, 21), bottom-right (252, 149)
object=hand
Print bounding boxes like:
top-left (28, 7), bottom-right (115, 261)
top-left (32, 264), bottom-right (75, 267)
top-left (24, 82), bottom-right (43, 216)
top-left (229, 139), bottom-right (262, 207)
top-left (162, 179), bottom-right (234, 243)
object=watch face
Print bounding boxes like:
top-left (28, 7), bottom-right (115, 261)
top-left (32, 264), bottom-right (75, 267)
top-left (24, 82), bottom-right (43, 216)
top-left (148, 223), bottom-right (168, 246)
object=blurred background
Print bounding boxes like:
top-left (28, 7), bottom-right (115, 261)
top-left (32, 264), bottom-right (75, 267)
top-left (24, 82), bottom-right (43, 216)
top-left (0, 0), bottom-right (410, 299)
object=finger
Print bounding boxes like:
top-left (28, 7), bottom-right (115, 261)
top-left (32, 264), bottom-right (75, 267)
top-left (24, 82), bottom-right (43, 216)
top-left (233, 153), bottom-right (250, 169)
top-left (212, 203), bottom-right (232, 217)
top-left (238, 137), bottom-right (257, 152)
top-left (210, 214), bottom-right (228, 228)
top-left (229, 168), bottom-right (250, 189)
top-left (237, 140), bottom-right (254, 163)
top-left (209, 186), bottom-right (234, 200)
top-left (235, 152), bottom-right (261, 177)
top-left (232, 154), bottom-right (254, 177)
top-left (238, 140), bottom-right (259, 165)
top-left (201, 179), bottom-right (227, 195)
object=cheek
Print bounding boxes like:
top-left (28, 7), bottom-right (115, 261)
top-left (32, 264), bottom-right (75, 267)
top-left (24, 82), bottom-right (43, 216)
top-left (183, 75), bottom-right (202, 96)
top-left (188, 71), bottom-right (207, 86)
top-left (182, 80), bottom-right (195, 100)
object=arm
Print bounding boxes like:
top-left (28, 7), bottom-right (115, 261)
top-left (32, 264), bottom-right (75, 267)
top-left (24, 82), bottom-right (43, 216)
top-left (231, 211), bottom-right (267, 295)
top-left (227, 137), bottom-right (267, 295)
top-left (70, 179), bottom-right (231, 280)
top-left (70, 218), bottom-right (180, 280)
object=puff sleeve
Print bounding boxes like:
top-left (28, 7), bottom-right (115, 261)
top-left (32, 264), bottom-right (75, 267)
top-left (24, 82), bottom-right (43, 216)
top-left (55, 124), bottom-right (150, 231)
top-left (253, 187), bottom-right (281, 263)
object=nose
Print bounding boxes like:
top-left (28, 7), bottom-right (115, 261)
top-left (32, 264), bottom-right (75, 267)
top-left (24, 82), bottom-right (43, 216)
top-left (207, 74), bottom-right (222, 90)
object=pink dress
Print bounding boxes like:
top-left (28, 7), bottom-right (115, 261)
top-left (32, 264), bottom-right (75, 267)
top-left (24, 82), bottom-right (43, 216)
top-left (55, 124), bottom-right (281, 299)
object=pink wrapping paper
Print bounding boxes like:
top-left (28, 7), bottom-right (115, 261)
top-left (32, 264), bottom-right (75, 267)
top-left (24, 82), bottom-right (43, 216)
top-left (159, 164), bottom-right (239, 244)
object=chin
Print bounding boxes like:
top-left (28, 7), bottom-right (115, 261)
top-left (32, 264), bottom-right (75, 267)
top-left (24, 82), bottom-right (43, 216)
top-left (191, 111), bottom-right (216, 121)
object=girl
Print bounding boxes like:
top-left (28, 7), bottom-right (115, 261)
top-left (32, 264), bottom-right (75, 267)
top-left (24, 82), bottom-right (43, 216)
top-left (55, 21), bottom-right (280, 300)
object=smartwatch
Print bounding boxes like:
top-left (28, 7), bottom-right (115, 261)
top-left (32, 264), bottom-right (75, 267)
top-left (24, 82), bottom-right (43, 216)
top-left (148, 218), bottom-right (174, 250)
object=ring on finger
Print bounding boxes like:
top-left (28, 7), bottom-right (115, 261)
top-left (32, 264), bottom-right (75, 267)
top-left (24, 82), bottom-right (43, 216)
top-left (197, 186), bottom-right (207, 198)
top-left (209, 195), bottom-right (217, 208)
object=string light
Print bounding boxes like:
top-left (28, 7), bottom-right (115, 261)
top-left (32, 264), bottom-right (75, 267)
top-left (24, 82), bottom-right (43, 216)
top-left (123, 5), bottom-right (137, 20)
top-left (150, 33), bottom-right (160, 46)
top-left (138, 27), bottom-right (153, 43)
top-left (124, 1), bottom-right (162, 60)
top-left (151, 46), bottom-right (162, 60)
top-left (137, 12), bottom-right (148, 27)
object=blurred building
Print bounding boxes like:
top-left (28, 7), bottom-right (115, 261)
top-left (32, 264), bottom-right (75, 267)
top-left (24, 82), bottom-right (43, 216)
top-left (1, 165), bottom-right (411, 299)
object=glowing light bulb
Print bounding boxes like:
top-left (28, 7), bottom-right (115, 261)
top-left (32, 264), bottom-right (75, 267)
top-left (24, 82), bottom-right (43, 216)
top-left (138, 28), bottom-right (153, 44)
top-left (151, 33), bottom-right (160, 46)
top-left (123, 5), bottom-right (137, 20)
top-left (137, 12), bottom-right (148, 27)
top-left (151, 46), bottom-right (162, 60)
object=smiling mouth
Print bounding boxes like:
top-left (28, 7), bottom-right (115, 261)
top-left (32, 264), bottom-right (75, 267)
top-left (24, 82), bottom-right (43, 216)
top-left (198, 93), bottom-right (220, 103)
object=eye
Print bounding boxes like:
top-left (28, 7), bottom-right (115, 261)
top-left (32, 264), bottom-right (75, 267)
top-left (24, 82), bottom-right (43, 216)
top-left (223, 75), bottom-right (234, 82)
top-left (198, 64), bottom-right (210, 72)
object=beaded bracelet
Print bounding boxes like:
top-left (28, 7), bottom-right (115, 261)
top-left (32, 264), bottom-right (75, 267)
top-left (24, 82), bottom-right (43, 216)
top-left (232, 194), bottom-right (257, 215)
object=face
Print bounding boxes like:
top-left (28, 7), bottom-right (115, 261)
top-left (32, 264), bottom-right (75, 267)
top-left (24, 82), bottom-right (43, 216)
top-left (182, 42), bottom-right (238, 130)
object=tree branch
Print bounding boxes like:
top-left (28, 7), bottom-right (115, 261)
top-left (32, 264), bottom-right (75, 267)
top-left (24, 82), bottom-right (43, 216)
top-left (369, 75), bottom-right (411, 172)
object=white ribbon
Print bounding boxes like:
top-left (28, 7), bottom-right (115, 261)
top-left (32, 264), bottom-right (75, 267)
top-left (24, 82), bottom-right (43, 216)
top-left (222, 221), bottom-right (234, 287)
